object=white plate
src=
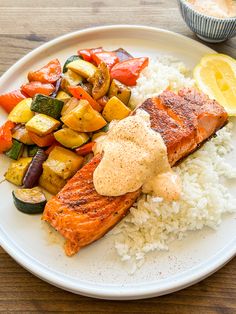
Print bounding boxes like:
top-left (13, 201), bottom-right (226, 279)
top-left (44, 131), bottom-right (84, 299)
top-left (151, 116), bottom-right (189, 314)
top-left (0, 25), bottom-right (235, 300)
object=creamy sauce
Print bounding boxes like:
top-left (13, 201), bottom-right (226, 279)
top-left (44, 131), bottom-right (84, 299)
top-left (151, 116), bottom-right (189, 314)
top-left (188, 0), bottom-right (236, 18)
top-left (93, 110), bottom-right (181, 201)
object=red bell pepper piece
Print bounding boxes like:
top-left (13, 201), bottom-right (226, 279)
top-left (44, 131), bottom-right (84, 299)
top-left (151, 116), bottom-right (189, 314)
top-left (110, 57), bottom-right (149, 86)
top-left (28, 131), bottom-right (55, 147)
top-left (21, 81), bottom-right (55, 97)
top-left (92, 51), bottom-right (119, 70)
top-left (0, 121), bottom-right (15, 153)
top-left (68, 86), bottom-right (102, 112)
top-left (28, 59), bottom-right (61, 84)
top-left (75, 142), bottom-right (95, 156)
top-left (0, 89), bottom-right (26, 113)
top-left (78, 47), bottom-right (103, 62)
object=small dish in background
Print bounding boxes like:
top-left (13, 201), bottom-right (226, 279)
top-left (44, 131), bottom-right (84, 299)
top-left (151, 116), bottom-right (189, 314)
top-left (177, 0), bottom-right (236, 43)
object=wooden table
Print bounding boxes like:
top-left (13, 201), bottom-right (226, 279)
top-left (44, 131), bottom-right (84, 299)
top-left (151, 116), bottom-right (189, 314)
top-left (0, 0), bottom-right (235, 312)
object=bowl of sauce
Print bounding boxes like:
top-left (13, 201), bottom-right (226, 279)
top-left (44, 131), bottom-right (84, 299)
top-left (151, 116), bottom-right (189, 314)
top-left (177, 0), bottom-right (236, 42)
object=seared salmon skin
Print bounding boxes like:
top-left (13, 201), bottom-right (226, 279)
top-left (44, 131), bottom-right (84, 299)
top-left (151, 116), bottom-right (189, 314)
top-left (43, 88), bottom-right (228, 256)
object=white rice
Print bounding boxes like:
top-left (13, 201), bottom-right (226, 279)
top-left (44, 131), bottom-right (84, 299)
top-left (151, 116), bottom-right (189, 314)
top-left (109, 57), bottom-right (236, 271)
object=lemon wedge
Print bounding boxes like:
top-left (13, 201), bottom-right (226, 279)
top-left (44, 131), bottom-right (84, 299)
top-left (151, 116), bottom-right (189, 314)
top-left (194, 53), bottom-right (236, 116)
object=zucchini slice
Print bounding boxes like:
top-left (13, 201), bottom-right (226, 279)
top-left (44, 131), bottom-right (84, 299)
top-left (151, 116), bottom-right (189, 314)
top-left (8, 98), bottom-right (34, 123)
top-left (102, 96), bottom-right (131, 122)
top-left (100, 123), bottom-right (110, 132)
top-left (108, 79), bottom-right (131, 106)
top-left (56, 91), bottom-right (71, 103)
top-left (63, 55), bottom-right (80, 73)
top-left (5, 139), bottom-right (24, 160)
top-left (61, 100), bottom-right (107, 132)
top-left (27, 145), bottom-right (40, 157)
top-left (12, 187), bottom-right (46, 214)
top-left (61, 69), bottom-right (83, 94)
top-left (25, 113), bottom-right (60, 136)
top-left (54, 128), bottom-right (89, 149)
top-left (91, 62), bottom-right (110, 100)
top-left (5, 157), bottom-right (32, 186)
top-left (66, 59), bottom-right (97, 79)
top-left (31, 94), bottom-right (64, 119)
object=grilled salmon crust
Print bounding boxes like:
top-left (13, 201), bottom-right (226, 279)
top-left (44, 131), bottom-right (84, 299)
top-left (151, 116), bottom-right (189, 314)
top-left (139, 88), bottom-right (228, 165)
top-left (43, 88), bottom-right (228, 256)
top-left (43, 154), bottom-right (141, 256)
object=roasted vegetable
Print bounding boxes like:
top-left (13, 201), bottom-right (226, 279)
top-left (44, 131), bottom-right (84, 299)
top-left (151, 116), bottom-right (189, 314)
top-left (63, 55), bottom-right (80, 73)
top-left (113, 48), bottom-right (133, 62)
top-left (92, 51), bottom-right (119, 70)
top-left (12, 126), bottom-right (34, 145)
top-left (21, 81), bottom-right (55, 97)
top-left (50, 78), bottom-right (62, 98)
top-left (56, 91), bottom-right (71, 103)
top-left (61, 99), bottom-right (106, 132)
top-left (78, 47), bottom-right (103, 62)
top-left (5, 140), bottom-right (24, 160)
top-left (108, 79), bottom-right (131, 105)
top-left (4, 157), bottom-right (32, 186)
top-left (26, 114), bottom-right (60, 136)
top-left (81, 82), bottom-right (93, 95)
top-left (68, 86), bottom-right (102, 112)
top-left (44, 142), bottom-right (61, 155)
top-left (100, 123), bottom-right (110, 132)
top-left (0, 90), bottom-right (26, 113)
top-left (8, 98), bottom-right (34, 123)
top-left (28, 132), bottom-right (55, 147)
top-left (61, 97), bottom-right (80, 116)
top-left (102, 96), bottom-right (131, 122)
top-left (61, 69), bottom-right (83, 93)
top-left (31, 94), bottom-right (64, 119)
top-left (91, 62), bottom-right (110, 100)
top-left (91, 132), bottom-right (106, 141)
top-left (43, 146), bottom-right (83, 180)
top-left (54, 128), bottom-right (89, 149)
top-left (39, 165), bottom-right (66, 195)
top-left (66, 59), bottom-right (97, 79)
top-left (28, 59), bottom-right (61, 84)
top-left (111, 57), bottom-right (149, 86)
top-left (97, 96), bottom-right (109, 108)
top-left (75, 142), bottom-right (95, 156)
top-left (0, 121), bottom-right (15, 153)
top-left (27, 145), bottom-right (40, 157)
top-left (23, 149), bottom-right (47, 188)
top-left (12, 187), bottom-right (46, 214)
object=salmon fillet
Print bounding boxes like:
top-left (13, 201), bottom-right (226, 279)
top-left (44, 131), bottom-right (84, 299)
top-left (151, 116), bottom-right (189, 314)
top-left (43, 88), bottom-right (228, 256)
top-left (139, 88), bottom-right (228, 165)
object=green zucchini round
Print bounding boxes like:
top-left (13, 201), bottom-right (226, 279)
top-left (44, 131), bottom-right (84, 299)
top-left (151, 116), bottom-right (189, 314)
top-left (12, 187), bottom-right (46, 214)
top-left (63, 55), bottom-right (80, 73)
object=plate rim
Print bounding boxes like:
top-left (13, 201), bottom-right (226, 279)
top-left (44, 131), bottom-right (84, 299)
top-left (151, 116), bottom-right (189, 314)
top-left (0, 24), bottom-right (235, 300)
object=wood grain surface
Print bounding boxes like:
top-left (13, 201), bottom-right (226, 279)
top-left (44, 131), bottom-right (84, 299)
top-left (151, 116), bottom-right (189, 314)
top-left (0, 0), bottom-right (236, 313)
